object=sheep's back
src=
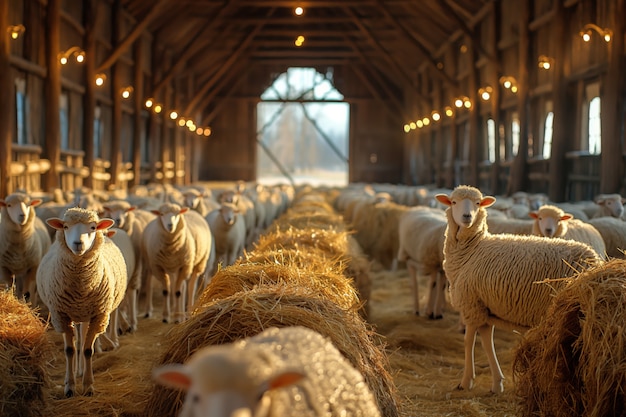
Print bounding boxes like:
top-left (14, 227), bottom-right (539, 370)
top-left (446, 233), bottom-right (600, 328)
top-left (398, 208), bottom-right (446, 274)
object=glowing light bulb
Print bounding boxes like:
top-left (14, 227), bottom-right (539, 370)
top-left (294, 6), bottom-right (304, 16)
top-left (170, 111), bottom-right (178, 120)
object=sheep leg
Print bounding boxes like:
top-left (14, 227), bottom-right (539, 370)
top-left (173, 275), bottom-right (189, 323)
top-left (24, 267), bottom-right (38, 304)
top-left (144, 270), bottom-right (154, 319)
top-left (62, 328), bottom-right (77, 397)
top-left (161, 272), bottom-right (172, 324)
top-left (186, 272), bottom-right (202, 316)
top-left (82, 318), bottom-right (107, 396)
top-left (459, 322), bottom-right (477, 391)
top-left (406, 259), bottom-right (420, 315)
top-left (425, 272), bottom-right (438, 319)
top-left (430, 272), bottom-right (447, 320)
top-left (478, 324), bottom-right (504, 393)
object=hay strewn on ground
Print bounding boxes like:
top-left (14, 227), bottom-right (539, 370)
top-left (514, 259), bottom-right (626, 417)
top-left (0, 291), bottom-right (52, 417)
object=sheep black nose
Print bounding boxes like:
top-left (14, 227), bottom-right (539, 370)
top-left (463, 213), bottom-right (472, 219)
top-left (545, 228), bottom-right (553, 234)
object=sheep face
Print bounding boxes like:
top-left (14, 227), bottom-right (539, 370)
top-left (220, 204), bottom-right (239, 226)
top-left (597, 195), bottom-right (625, 218)
top-left (529, 207), bottom-right (572, 237)
top-left (47, 217), bottom-right (114, 255)
top-left (152, 206), bottom-right (189, 233)
top-left (436, 188), bottom-right (495, 228)
top-left (154, 347), bottom-right (304, 417)
top-left (184, 193), bottom-right (201, 210)
top-left (0, 194), bottom-right (41, 226)
top-left (103, 206), bottom-right (136, 229)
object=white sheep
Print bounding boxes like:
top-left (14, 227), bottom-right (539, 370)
top-left (435, 185), bottom-right (602, 393)
top-left (142, 203), bottom-right (212, 323)
top-left (153, 326), bottom-right (381, 417)
top-left (181, 187), bottom-right (220, 218)
top-left (101, 199), bottom-right (155, 325)
top-left (592, 193), bottom-right (625, 218)
top-left (205, 202), bottom-right (246, 268)
top-left (396, 206), bottom-right (448, 319)
top-left (36, 208), bottom-right (128, 396)
top-left (587, 216), bottom-right (626, 259)
top-left (0, 192), bottom-right (51, 302)
top-left (529, 204), bottom-right (607, 259)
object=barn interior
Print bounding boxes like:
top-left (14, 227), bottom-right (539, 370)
top-left (1, 1), bottom-right (626, 417)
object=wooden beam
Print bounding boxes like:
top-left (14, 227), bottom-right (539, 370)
top-left (95, 0), bottom-right (168, 74)
top-left (82, 0), bottom-right (98, 189)
top-left (151, 1), bottom-right (235, 97)
top-left (184, 9), bottom-right (275, 115)
top-left (109, 0), bottom-right (123, 189)
top-left (44, 0), bottom-right (62, 192)
top-left (131, 35), bottom-right (144, 188)
top-left (439, 0), bottom-right (495, 63)
top-left (0, 0), bottom-right (12, 197)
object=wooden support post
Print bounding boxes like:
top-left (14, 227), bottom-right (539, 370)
top-left (0, 0), bottom-right (12, 197)
top-left (132, 36), bottom-right (144, 188)
top-left (44, 0), bottom-right (61, 192)
top-left (600, 0), bottom-right (625, 193)
top-left (467, 36), bottom-right (480, 187)
top-left (508, 0), bottom-right (530, 195)
top-left (489, 1), bottom-right (502, 195)
top-left (82, 0), bottom-right (97, 189)
top-left (109, 0), bottom-right (122, 190)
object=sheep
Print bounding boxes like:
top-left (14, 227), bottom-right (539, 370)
top-left (219, 188), bottom-right (257, 247)
top-left (587, 216), bottom-right (626, 259)
top-left (486, 216), bottom-right (534, 235)
top-left (153, 326), bottom-right (381, 417)
top-left (35, 208), bottom-right (128, 397)
top-left (529, 204), bottom-right (607, 259)
top-left (142, 203), bottom-right (212, 323)
top-left (435, 185), bottom-right (602, 393)
top-left (205, 202), bottom-right (246, 268)
top-left (101, 199), bottom-right (155, 326)
top-left (592, 193), bottom-right (625, 218)
top-left (181, 187), bottom-right (220, 218)
top-left (0, 192), bottom-right (51, 302)
top-left (396, 206), bottom-right (448, 319)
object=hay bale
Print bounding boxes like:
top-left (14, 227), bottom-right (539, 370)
top-left (0, 291), bottom-right (52, 417)
top-left (270, 211), bottom-right (347, 232)
top-left (145, 285), bottom-right (399, 417)
top-left (195, 261), bottom-right (361, 312)
top-left (253, 227), bottom-right (351, 260)
top-left (514, 258), bottom-right (626, 417)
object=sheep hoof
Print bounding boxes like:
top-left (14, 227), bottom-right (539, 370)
top-left (65, 389), bottom-right (74, 398)
top-left (162, 318), bottom-right (168, 324)
top-left (456, 384), bottom-right (465, 391)
top-left (414, 311), bottom-right (420, 316)
top-left (428, 313), bottom-right (443, 320)
top-left (144, 313), bottom-right (151, 319)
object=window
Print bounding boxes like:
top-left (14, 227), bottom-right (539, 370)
top-left (59, 93), bottom-right (69, 150)
top-left (511, 112), bottom-right (520, 157)
top-left (487, 118), bottom-right (496, 163)
top-left (543, 112), bottom-right (554, 159)
top-left (15, 78), bottom-right (26, 145)
top-left (588, 97), bottom-right (601, 154)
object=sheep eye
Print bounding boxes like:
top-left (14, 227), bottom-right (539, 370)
top-left (192, 394), bottom-right (200, 404)
top-left (63, 225), bottom-right (68, 229)
top-left (91, 226), bottom-right (96, 231)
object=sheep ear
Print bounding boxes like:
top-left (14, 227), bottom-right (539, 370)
top-left (480, 196), bottom-right (496, 208)
top-left (97, 218), bottom-right (115, 230)
top-left (0, 200), bottom-right (5, 207)
top-left (529, 212), bottom-right (539, 219)
top-left (151, 210), bottom-right (161, 216)
top-left (261, 371), bottom-right (305, 393)
top-left (47, 218), bottom-right (65, 230)
top-left (127, 206), bottom-right (137, 212)
top-left (30, 199), bottom-right (43, 207)
top-left (561, 214), bottom-right (573, 221)
top-left (153, 364), bottom-right (192, 391)
top-left (179, 207), bottom-right (190, 214)
top-left (106, 230), bottom-right (117, 238)
top-left (435, 194), bottom-right (452, 206)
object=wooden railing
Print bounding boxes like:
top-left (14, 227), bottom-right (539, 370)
top-left (59, 149), bottom-right (90, 192)
top-left (10, 144), bottom-right (51, 194)
top-left (565, 151), bottom-right (600, 201)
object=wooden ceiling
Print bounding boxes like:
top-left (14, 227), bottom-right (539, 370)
top-left (120, 0), bottom-right (490, 104)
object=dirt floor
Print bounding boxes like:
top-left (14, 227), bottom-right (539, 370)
top-left (42, 258), bottom-right (521, 417)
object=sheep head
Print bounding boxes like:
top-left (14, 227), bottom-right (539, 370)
top-left (47, 207), bottom-right (114, 256)
top-left (529, 205), bottom-right (572, 237)
top-left (0, 192), bottom-right (42, 226)
top-left (153, 344), bottom-right (304, 417)
top-left (151, 203), bottom-right (189, 233)
top-left (435, 185), bottom-right (495, 229)
top-left (595, 194), bottom-right (625, 218)
top-left (102, 200), bottom-right (136, 229)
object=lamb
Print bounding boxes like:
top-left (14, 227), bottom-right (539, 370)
top-left (35, 208), bottom-right (128, 396)
top-left (205, 202), bottom-right (246, 268)
top-left (435, 185), bottom-right (602, 393)
top-left (587, 216), bottom-right (626, 259)
top-left (153, 326), bottom-right (381, 417)
top-left (529, 204), bottom-right (607, 259)
top-left (181, 187), bottom-right (220, 218)
top-left (219, 187), bottom-right (257, 247)
top-left (142, 203), bottom-right (212, 323)
top-left (0, 192), bottom-right (52, 302)
top-left (592, 193), bottom-right (625, 218)
top-left (396, 206), bottom-right (448, 319)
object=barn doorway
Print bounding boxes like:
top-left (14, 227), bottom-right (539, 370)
top-left (256, 67), bottom-right (349, 187)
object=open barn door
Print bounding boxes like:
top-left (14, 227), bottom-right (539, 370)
top-left (256, 67), bottom-right (349, 187)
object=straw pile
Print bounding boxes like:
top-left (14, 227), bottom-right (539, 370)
top-left (0, 291), bottom-right (52, 417)
top-left (145, 284), bottom-right (399, 417)
top-left (513, 258), bottom-right (626, 417)
top-left (194, 261), bottom-right (361, 312)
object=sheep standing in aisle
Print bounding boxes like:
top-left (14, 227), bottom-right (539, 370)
top-left (530, 204), bottom-right (607, 259)
top-left (205, 202), bottom-right (246, 268)
top-left (587, 216), bottom-right (626, 259)
top-left (0, 192), bottom-right (51, 302)
top-left (592, 193), bottom-right (625, 218)
top-left (143, 203), bottom-right (212, 323)
top-left (36, 208), bottom-right (127, 397)
top-left (181, 187), bottom-right (220, 217)
top-left (396, 206), bottom-right (448, 318)
top-left (435, 185), bottom-right (602, 393)
top-left (153, 326), bottom-right (382, 417)
top-left (219, 188), bottom-right (257, 247)
top-left (101, 200), bottom-right (155, 330)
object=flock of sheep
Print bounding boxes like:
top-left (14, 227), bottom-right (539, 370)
top-left (1, 179), bottom-right (626, 416)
